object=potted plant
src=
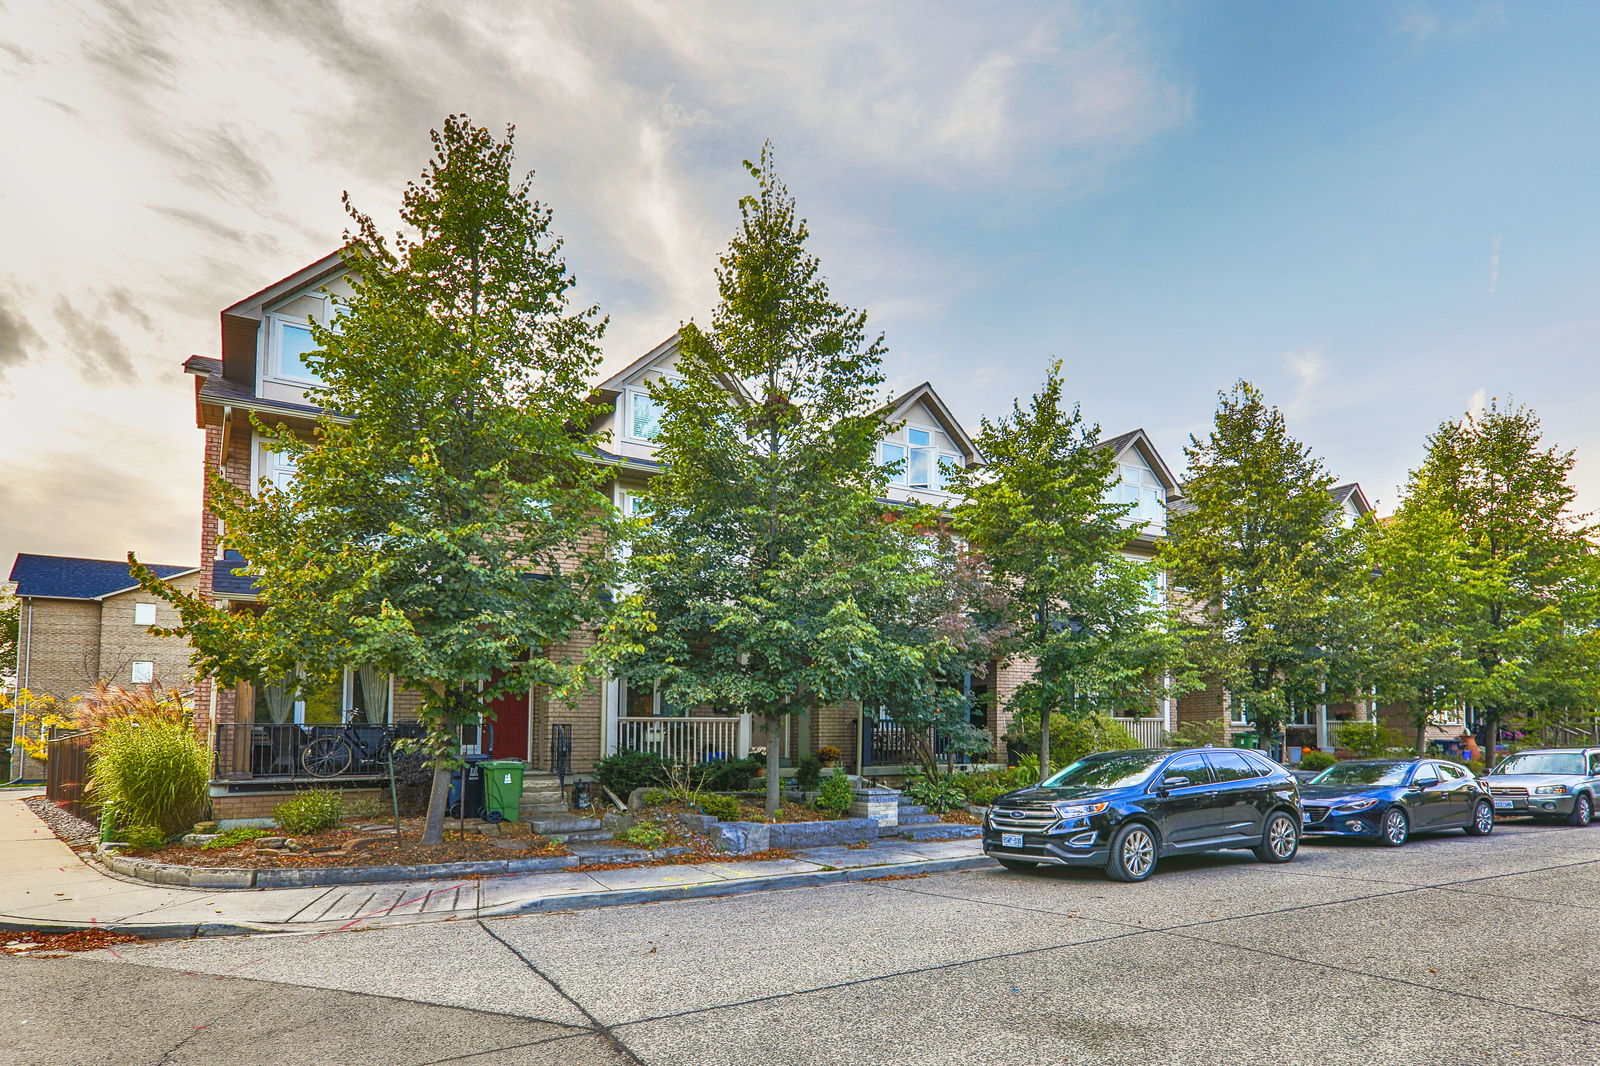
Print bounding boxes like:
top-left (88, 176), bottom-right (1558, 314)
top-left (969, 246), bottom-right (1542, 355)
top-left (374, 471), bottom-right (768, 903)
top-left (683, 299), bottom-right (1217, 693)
top-left (817, 745), bottom-right (842, 768)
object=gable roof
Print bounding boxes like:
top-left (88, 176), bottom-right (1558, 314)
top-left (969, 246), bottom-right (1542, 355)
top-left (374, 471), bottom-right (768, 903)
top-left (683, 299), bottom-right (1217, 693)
top-left (595, 334), bottom-right (682, 395)
top-left (883, 382), bottom-right (981, 463)
top-left (9, 554), bottom-right (195, 601)
top-left (222, 249), bottom-right (348, 318)
top-left (1330, 482), bottom-right (1375, 515)
top-left (1096, 428), bottom-right (1179, 493)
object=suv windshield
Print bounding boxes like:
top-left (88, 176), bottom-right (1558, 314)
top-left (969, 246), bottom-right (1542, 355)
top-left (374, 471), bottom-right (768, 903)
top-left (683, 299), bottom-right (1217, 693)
top-left (1492, 752), bottom-right (1586, 776)
top-left (1311, 762), bottom-right (1410, 787)
top-left (1044, 751), bottom-right (1165, 790)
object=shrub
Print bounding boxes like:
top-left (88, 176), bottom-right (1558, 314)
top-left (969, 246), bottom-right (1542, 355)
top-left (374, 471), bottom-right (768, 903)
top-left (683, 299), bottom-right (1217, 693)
top-left (795, 754), bottom-right (823, 792)
top-left (1014, 753), bottom-right (1040, 784)
top-left (1334, 722), bottom-right (1407, 759)
top-left (89, 719), bottom-right (210, 835)
top-left (200, 826), bottom-right (273, 850)
top-left (815, 768), bottom-right (854, 815)
top-left (638, 788), bottom-right (672, 808)
top-left (1007, 712), bottom-right (1140, 768)
top-left (593, 750), bottom-right (669, 800)
top-left (696, 792), bottom-right (744, 821)
top-left (74, 681), bottom-right (189, 732)
top-left (1162, 719), bottom-right (1228, 749)
top-left (274, 789), bottom-right (344, 835)
top-left (817, 745), bottom-right (843, 765)
top-left (1465, 759), bottom-right (1486, 777)
top-left (119, 824), bottom-right (168, 852)
top-left (1299, 750), bottom-right (1337, 772)
top-left (613, 822), bottom-right (667, 848)
top-left (692, 756), bottom-right (762, 792)
top-left (903, 769), bottom-right (968, 813)
top-left (389, 754), bottom-right (433, 817)
top-left (952, 767), bottom-right (1031, 807)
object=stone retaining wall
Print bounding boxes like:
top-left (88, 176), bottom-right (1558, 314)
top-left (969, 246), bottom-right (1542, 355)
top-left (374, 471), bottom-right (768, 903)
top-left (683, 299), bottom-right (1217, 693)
top-left (97, 845), bottom-right (579, 889)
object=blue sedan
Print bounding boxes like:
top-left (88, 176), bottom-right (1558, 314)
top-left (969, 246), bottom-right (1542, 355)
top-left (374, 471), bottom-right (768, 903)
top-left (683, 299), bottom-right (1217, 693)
top-left (1299, 759), bottom-right (1495, 846)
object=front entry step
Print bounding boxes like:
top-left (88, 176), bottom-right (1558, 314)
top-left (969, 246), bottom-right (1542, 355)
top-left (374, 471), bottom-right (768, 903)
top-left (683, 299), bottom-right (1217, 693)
top-left (520, 813), bottom-right (603, 836)
top-left (883, 823), bottom-right (982, 841)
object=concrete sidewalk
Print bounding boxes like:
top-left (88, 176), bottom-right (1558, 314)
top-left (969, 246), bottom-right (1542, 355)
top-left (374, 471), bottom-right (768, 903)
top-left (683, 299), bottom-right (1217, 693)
top-left (1, 791), bottom-right (989, 938)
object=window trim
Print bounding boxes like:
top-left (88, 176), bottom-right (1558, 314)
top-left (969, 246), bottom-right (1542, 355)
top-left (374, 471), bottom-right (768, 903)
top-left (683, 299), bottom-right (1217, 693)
top-left (133, 602), bottom-right (157, 627)
top-left (623, 385), bottom-right (666, 443)
top-left (261, 309), bottom-right (327, 388)
top-left (130, 660), bottom-right (154, 684)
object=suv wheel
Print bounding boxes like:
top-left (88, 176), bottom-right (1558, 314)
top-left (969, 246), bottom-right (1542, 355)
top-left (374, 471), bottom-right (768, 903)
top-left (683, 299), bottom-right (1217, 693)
top-left (1380, 807), bottom-right (1409, 847)
top-left (1105, 823), bottom-right (1158, 882)
top-left (1465, 799), bottom-right (1494, 836)
top-left (1567, 792), bottom-right (1594, 827)
top-left (996, 858), bottom-right (1038, 873)
top-left (1254, 811), bottom-right (1299, 863)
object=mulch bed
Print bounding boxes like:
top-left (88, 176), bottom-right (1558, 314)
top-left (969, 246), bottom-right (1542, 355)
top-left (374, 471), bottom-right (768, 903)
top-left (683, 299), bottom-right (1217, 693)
top-left (938, 809), bottom-right (982, 825)
top-left (1, 928), bottom-right (145, 957)
top-left (130, 820), bottom-right (572, 869)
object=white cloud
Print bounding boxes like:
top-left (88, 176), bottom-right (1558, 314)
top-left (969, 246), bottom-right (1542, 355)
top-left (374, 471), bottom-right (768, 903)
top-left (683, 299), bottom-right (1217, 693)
top-left (1279, 347), bottom-right (1329, 421)
top-left (1468, 386), bottom-right (1488, 419)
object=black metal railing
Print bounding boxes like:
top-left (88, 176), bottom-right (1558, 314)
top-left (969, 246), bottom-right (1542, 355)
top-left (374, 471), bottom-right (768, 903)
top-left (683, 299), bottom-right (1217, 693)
top-left (859, 719), bottom-right (969, 768)
top-left (550, 722), bottom-right (572, 788)
top-left (213, 721), bottom-right (422, 780)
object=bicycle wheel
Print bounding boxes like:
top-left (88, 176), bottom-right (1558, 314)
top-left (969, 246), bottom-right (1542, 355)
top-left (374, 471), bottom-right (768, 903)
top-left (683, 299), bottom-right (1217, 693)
top-left (301, 736), bottom-right (354, 777)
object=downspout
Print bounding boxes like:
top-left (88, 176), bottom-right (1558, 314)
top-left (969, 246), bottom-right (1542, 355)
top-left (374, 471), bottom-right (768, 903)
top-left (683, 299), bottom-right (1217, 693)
top-left (6, 598), bottom-right (32, 783)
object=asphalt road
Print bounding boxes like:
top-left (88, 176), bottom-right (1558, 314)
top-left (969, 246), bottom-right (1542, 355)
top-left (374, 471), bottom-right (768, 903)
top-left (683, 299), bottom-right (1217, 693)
top-left (5, 819), bottom-right (1598, 1065)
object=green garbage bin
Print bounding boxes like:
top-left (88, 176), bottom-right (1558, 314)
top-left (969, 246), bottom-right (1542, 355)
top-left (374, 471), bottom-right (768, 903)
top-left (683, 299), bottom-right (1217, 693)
top-left (480, 759), bottom-right (525, 823)
top-left (1234, 731), bottom-right (1259, 750)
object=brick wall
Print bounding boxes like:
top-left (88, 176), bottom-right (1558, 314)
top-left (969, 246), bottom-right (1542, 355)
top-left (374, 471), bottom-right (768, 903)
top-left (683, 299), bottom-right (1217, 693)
top-left (98, 576), bottom-right (200, 692)
top-left (211, 786), bottom-right (386, 823)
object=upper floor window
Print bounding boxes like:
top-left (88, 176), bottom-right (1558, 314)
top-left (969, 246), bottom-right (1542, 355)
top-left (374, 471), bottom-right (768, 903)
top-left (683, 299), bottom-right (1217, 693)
top-left (131, 661), bottom-right (154, 684)
top-left (627, 388), bottom-right (664, 441)
top-left (881, 425), bottom-right (961, 492)
top-left (264, 313), bottom-right (324, 387)
top-left (134, 602), bottom-right (157, 627)
top-left (1108, 460), bottom-right (1165, 533)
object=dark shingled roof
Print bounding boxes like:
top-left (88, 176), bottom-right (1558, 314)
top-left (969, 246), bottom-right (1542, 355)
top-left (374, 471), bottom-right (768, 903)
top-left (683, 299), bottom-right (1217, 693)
top-left (212, 550), bottom-right (260, 597)
top-left (1329, 483), bottom-right (1359, 505)
top-left (9, 554), bottom-right (194, 600)
top-left (1095, 428), bottom-right (1145, 456)
top-left (198, 373), bottom-right (327, 419)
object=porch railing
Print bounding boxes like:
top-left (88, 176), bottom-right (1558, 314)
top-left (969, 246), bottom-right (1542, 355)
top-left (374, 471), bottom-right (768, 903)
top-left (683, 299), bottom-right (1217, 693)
top-left (213, 722), bottom-right (415, 781)
top-left (615, 716), bottom-right (749, 763)
top-left (860, 719), bottom-right (973, 768)
top-left (1112, 716), bottom-right (1167, 748)
top-left (44, 728), bottom-right (96, 822)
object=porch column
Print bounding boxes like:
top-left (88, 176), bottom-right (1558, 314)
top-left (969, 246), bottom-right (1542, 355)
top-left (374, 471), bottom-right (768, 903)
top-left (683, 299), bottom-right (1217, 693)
top-left (736, 713), bottom-right (752, 758)
top-left (601, 674), bottom-right (619, 757)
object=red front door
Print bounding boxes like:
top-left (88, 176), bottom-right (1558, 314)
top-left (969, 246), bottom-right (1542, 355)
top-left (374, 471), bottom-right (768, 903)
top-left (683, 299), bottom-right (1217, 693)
top-left (487, 679), bottom-right (530, 762)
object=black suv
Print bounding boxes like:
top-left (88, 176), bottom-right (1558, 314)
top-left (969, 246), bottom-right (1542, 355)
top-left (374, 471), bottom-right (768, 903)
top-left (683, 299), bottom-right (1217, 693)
top-left (983, 747), bottom-right (1302, 882)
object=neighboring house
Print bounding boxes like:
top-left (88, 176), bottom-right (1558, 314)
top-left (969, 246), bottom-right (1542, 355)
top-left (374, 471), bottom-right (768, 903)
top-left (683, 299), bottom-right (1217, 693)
top-left (6, 553), bottom-right (199, 780)
top-left (183, 254), bottom-right (1189, 809)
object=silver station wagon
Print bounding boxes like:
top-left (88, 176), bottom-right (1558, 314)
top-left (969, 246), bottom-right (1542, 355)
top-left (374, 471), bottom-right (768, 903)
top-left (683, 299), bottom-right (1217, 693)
top-left (1483, 747), bottom-right (1600, 826)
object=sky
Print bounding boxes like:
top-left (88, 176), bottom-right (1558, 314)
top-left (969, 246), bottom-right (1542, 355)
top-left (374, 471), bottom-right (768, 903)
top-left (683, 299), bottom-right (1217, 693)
top-left (2, 0), bottom-right (1598, 571)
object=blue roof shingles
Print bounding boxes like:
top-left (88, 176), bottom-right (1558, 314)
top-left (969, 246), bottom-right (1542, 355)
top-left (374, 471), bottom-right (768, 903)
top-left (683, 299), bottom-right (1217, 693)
top-left (8, 554), bottom-right (193, 600)
top-left (212, 550), bottom-right (261, 597)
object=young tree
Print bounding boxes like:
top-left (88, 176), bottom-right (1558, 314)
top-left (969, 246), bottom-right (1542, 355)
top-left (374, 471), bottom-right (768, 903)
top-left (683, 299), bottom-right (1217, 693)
top-left (1163, 382), bottom-right (1356, 761)
top-left (1362, 499), bottom-right (1478, 754)
top-left (597, 144), bottom-right (930, 816)
top-left (951, 363), bottom-right (1186, 778)
top-left (136, 116), bottom-right (614, 843)
top-left (1399, 401), bottom-right (1600, 766)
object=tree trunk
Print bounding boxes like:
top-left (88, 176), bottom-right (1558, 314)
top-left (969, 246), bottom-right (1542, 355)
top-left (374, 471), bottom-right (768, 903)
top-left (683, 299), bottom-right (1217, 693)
top-left (420, 762), bottom-right (452, 845)
top-left (1415, 719), bottom-right (1427, 757)
top-left (1038, 705), bottom-right (1051, 782)
top-left (764, 714), bottom-right (784, 817)
top-left (1483, 711), bottom-right (1501, 771)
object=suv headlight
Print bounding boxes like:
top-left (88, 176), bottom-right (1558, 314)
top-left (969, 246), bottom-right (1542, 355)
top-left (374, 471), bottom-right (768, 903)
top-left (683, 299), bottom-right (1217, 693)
top-left (1052, 802), bottom-right (1108, 819)
top-left (1334, 798), bottom-right (1379, 812)
top-left (1534, 784), bottom-right (1570, 795)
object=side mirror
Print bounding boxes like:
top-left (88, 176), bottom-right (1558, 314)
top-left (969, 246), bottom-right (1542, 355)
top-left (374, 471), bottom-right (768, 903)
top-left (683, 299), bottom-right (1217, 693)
top-left (1163, 775), bottom-right (1191, 790)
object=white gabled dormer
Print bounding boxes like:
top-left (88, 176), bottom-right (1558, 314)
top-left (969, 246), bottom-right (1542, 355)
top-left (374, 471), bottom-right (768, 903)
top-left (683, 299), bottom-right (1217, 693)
top-left (1098, 429), bottom-right (1179, 538)
top-left (879, 382), bottom-right (981, 504)
top-left (592, 334), bottom-right (686, 462)
top-left (1329, 483), bottom-right (1375, 528)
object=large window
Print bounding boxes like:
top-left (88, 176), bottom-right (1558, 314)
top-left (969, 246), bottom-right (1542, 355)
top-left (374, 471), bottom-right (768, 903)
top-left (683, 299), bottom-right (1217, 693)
top-left (627, 389), bottom-right (664, 441)
top-left (265, 314), bottom-right (324, 386)
top-left (1108, 460), bottom-right (1165, 533)
top-left (254, 666), bottom-right (391, 725)
top-left (880, 424), bottom-right (961, 492)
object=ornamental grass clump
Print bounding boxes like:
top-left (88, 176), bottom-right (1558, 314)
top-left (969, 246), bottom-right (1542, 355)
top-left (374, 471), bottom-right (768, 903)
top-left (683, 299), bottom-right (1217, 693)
top-left (89, 719), bottom-right (210, 836)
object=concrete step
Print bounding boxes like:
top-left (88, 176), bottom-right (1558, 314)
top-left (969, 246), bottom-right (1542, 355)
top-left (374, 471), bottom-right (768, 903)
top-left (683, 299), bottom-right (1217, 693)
top-left (896, 803), bottom-right (929, 817)
top-left (884, 823), bottom-right (982, 841)
top-left (897, 812), bottom-right (940, 826)
top-left (521, 814), bottom-right (603, 835)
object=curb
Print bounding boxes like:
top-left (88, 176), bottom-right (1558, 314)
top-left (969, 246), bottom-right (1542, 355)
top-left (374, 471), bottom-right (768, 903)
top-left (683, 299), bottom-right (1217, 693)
top-left (0, 854), bottom-right (995, 938)
top-left (95, 846), bottom-right (582, 889)
top-left (480, 854), bottom-right (995, 918)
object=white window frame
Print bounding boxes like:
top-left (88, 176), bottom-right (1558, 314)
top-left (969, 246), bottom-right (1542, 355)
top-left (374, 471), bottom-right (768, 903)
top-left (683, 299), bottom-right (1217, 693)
top-left (262, 306), bottom-right (327, 388)
top-left (130, 661), bottom-right (154, 684)
top-left (624, 386), bottom-right (665, 443)
top-left (253, 431), bottom-right (299, 494)
top-left (342, 667), bottom-right (395, 725)
top-left (133, 602), bottom-right (157, 627)
top-left (883, 422), bottom-right (962, 491)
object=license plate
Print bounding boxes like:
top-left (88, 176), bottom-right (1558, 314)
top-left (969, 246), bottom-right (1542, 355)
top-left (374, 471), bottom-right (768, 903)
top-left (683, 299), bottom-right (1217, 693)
top-left (1302, 812), bottom-right (1313, 823)
top-left (1494, 799), bottom-right (1514, 810)
top-left (1001, 833), bottom-right (1024, 849)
